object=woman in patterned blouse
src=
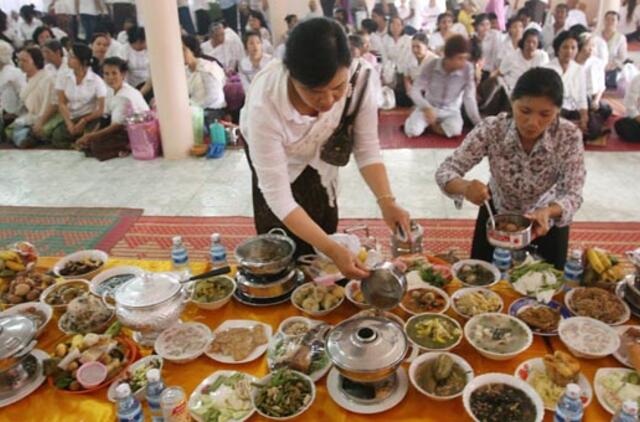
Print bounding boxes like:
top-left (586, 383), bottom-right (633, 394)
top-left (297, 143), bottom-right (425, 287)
top-left (435, 67), bottom-right (586, 269)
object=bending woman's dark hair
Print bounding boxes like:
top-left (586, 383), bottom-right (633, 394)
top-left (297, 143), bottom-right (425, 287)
top-left (22, 46), bottom-right (45, 69)
top-left (19, 4), bottom-right (37, 22)
top-left (182, 34), bottom-right (224, 68)
top-left (103, 56), bottom-right (128, 73)
top-left (511, 67), bottom-right (564, 108)
top-left (552, 30), bottom-right (579, 57)
top-left (127, 27), bottom-right (146, 44)
top-left (71, 43), bottom-right (95, 68)
top-left (32, 26), bottom-right (54, 44)
top-left (284, 18), bottom-right (352, 88)
top-left (518, 28), bottom-right (541, 50)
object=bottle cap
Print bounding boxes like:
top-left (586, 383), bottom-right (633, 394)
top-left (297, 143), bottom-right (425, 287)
top-left (172, 236), bottom-right (182, 245)
top-left (211, 233), bottom-right (221, 243)
top-left (571, 249), bottom-right (582, 259)
top-left (116, 383), bottom-right (132, 398)
top-left (566, 383), bottom-right (581, 399)
top-left (146, 368), bottom-right (160, 382)
top-left (622, 400), bottom-right (639, 415)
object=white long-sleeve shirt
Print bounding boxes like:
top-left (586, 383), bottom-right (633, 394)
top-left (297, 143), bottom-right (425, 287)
top-left (581, 56), bottom-right (606, 98)
top-left (238, 54), bottom-right (272, 92)
top-left (380, 34), bottom-right (413, 71)
top-left (239, 59), bottom-right (382, 221)
top-left (545, 58), bottom-right (588, 111)
top-left (601, 31), bottom-right (628, 69)
top-left (499, 49), bottom-right (549, 95)
top-left (624, 73), bottom-right (640, 119)
top-left (187, 58), bottom-right (226, 110)
top-left (15, 69), bottom-right (54, 126)
top-left (0, 64), bottom-right (26, 115)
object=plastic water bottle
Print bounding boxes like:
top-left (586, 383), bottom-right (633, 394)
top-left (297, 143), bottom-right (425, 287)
top-left (612, 400), bottom-right (639, 422)
top-left (210, 233), bottom-right (227, 269)
top-left (115, 383), bottom-right (143, 422)
top-left (564, 249), bottom-right (584, 284)
top-left (207, 120), bottom-right (226, 159)
top-left (146, 368), bottom-right (165, 422)
top-left (492, 248), bottom-right (512, 281)
top-left (554, 383), bottom-right (584, 422)
top-left (171, 236), bottom-right (191, 278)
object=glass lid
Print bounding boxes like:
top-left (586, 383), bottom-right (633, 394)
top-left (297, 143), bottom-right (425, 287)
top-left (0, 315), bottom-right (36, 360)
top-left (114, 272), bottom-right (181, 308)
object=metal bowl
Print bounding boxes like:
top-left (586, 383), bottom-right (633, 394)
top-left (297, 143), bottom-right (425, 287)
top-left (486, 214), bottom-right (533, 250)
top-left (235, 229), bottom-right (296, 276)
top-left (236, 269), bottom-right (298, 299)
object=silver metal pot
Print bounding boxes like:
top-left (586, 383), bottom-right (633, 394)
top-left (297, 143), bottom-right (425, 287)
top-left (486, 214), bottom-right (533, 250)
top-left (235, 268), bottom-right (298, 299)
top-left (391, 221), bottom-right (424, 257)
top-left (623, 274), bottom-right (640, 310)
top-left (360, 262), bottom-right (407, 310)
top-left (235, 228), bottom-right (296, 276)
top-left (326, 316), bottom-right (408, 384)
top-left (0, 315), bottom-right (38, 395)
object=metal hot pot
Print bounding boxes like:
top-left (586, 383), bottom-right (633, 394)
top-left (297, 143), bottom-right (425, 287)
top-left (234, 228), bottom-right (296, 277)
top-left (486, 214), bottom-right (533, 250)
top-left (0, 315), bottom-right (39, 396)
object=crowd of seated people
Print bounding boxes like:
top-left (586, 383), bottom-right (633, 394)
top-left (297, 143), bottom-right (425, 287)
top-left (0, 0), bottom-right (639, 160)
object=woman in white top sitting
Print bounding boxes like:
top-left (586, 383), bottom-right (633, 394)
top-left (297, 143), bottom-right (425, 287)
top-left (615, 72), bottom-right (640, 141)
top-left (575, 31), bottom-right (612, 125)
top-left (472, 13), bottom-right (501, 79)
top-left (601, 11), bottom-right (630, 90)
top-left (545, 31), bottom-right (592, 141)
top-left (429, 12), bottom-right (456, 55)
top-left (240, 17), bottom-right (410, 277)
top-left (32, 26), bottom-right (55, 48)
top-left (182, 35), bottom-right (227, 124)
top-left (76, 57), bottom-right (150, 160)
top-left (380, 16), bottom-right (412, 88)
top-left (239, 30), bottom-right (272, 92)
top-left (17, 5), bottom-right (41, 47)
top-left (90, 33), bottom-right (110, 77)
top-left (619, 0), bottom-right (640, 41)
top-left (0, 40), bottom-right (26, 141)
top-left (8, 47), bottom-right (54, 148)
top-left (124, 27), bottom-right (152, 101)
top-left (50, 43), bottom-right (107, 149)
top-left (246, 10), bottom-right (273, 55)
top-left (497, 17), bottom-right (524, 68)
top-left (403, 33), bottom-right (437, 102)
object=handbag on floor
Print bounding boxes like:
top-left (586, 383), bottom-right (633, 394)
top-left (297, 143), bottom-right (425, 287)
top-left (127, 113), bottom-right (162, 160)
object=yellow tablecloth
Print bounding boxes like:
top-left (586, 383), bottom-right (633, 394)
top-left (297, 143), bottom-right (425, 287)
top-left (2, 257), bottom-right (636, 422)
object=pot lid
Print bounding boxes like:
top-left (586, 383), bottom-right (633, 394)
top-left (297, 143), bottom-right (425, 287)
top-left (114, 272), bottom-right (181, 307)
top-left (326, 316), bottom-right (407, 373)
top-left (0, 315), bottom-right (36, 360)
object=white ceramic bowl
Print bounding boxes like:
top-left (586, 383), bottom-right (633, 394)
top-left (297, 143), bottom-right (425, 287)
top-left (0, 301), bottom-right (53, 337)
top-left (451, 287), bottom-right (504, 319)
top-left (564, 287), bottom-right (631, 326)
top-left (344, 279), bottom-right (370, 309)
top-left (291, 283), bottom-right (345, 317)
top-left (277, 316), bottom-right (321, 337)
top-left (53, 250), bottom-right (109, 280)
top-left (90, 266), bottom-right (144, 297)
top-left (558, 316), bottom-right (621, 359)
top-left (107, 355), bottom-right (164, 402)
top-left (409, 352), bottom-right (474, 401)
top-left (399, 285), bottom-right (451, 316)
top-left (451, 259), bottom-right (501, 288)
top-left (405, 313), bottom-right (463, 352)
top-left (189, 275), bottom-right (237, 310)
top-left (39, 279), bottom-right (91, 313)
top-left (462, 373), bottom-right (544, 422)
top-left (252, 370), bottom-right (316, 420)
top-left (155, 322), bottom-right (212, 364)
top-left (464, 313), bottom-right (533, 361)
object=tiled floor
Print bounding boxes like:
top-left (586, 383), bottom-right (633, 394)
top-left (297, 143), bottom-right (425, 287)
top-left (1, 148), bottom-right (639, 221)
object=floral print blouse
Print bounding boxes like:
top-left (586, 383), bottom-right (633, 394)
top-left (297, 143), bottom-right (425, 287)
top-left (435, 113), bottom-right (586, 227)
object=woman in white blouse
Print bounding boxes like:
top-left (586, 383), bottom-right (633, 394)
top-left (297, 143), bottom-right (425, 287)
top-left (615, 72), bottom-right (640, 141)
top-left (240, 18), bottom-right (410, 279)
top-left (601, 11), bottom-right (629, 89)
top-left (403, 33), bottom-right (437, 98)
top-left (9, 47), bottom-right (54, 148)
top-left (17, 5), bottom-right (41, 47)
top-left (496, 17), bottom-right (524, 68)
top-left (575, 32), bottom-right (612, 125)
top-left (472, 13), bottom-right (501, 79)
top-left (246, 10), bottom-right (273, 55)
top-left (239, 31), bottom-right (272, 92)
top-left (50, 43), bottom-right (107, 149)
top-left (75, 57), bottom-right (149, 160)
top-left (380, 15), bottom-right (412, 93)
top-left (428, 12), bottom-right (456, 55)
top-left (0, 40), bottom-right (26, 140)
top-left (124, 27), bottom-right (152, 100)
top-left (619, 0), bottom-right (640, 41)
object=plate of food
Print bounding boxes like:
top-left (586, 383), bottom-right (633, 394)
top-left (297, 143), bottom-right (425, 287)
top-left (267, 326), bottom-right (332, 382)
top-left (451, 260), bottom-right (501, 288)
top-left (345, 279), bottom-right (370, 309)
top-left (409, 352), bottom-right (474, 401)
top-left (399, 286), bottom-right (450, 316)
top-left (190, 275), bottom-right (236, 310)
top-left (291, 283), bottom-right (344, 317)
top-left (558, 316), bottom-right (620, 359)
top-left (594, 368), bottom-right (640, 415)
top-left (451, 287), bottom-right (503, 319)
top-left (614, 326), bottom-right (640, 368)
top-left (206, 320), bottom-right (272, 364)
top-left (53, 250), bottom-right (108, 279)
top-left (565, 287), bottom-right (631, 326)
top-left (0, 301), bottom-right (52, 337)
top-left (465, 313), bottom-right (533, 360)
top-left (277, 316), bottom-right (322, 337)
top-left (90, 266), bottom-right (143, 298)
top-left (58, 294), bottom-right (114, 335)
top-left (189, 370), bottom-right (256, 422)
top-left (405, 264), bottom-right (452, 290)
top-left (515, 352), bottom-right (592, 411)
top-left (0, 271), bottom-right (56, 308)
top-left (509, 297), bottom-right (571, 336)
top-left (0, 242), bottom-right (38, 279)
top-left (510, 260), bottom-right (564, 303)
top-left (107, 355), bottom-right (163, 402)
top-left (404, 313), bottom-right (463, 352)
top-left (40, 279), bottom-right (91, 312)
top-left (463, 373), bottom-right (544, 422)
top-left (252, 369), bottom-right (315, 420)
top-left (154, 322), bottom-right (212, 364)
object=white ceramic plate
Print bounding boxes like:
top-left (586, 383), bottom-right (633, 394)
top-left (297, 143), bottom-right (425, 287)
top-left (451, 287), bottom-right (504, 319)
top-left (0, 302), bottom-right (52, 337)
top-left (451, 260), bottom-right (501, 288)
top-left (0, 349), bottom-right (47, 408)
top-left (52, 249), bottom-right (108, 279)
top-left (565, 287), bottom-right (631, 326)
top-left (107, 355), bottom-right (164, 402)
top-left (155, 322), bottom-right (212, 364)
top-left (206, 320), bottom-right (272, 364)
top-left (277, 316), bottom-right (323, 337)
top-left (290, 283), bottom-right (345, 317)
top-left (594, 367), bottom-right (640, 415)
top-left (189, 370), bottom-right (257, 422)
top-left (613, 325), bottom-right (640, 368)
top-left (252, 370), bottom-right (315, 420)
top-left (409, 352), bottom-right (474, 401)
top-left (326, 366), bottom-right (409, 414)
top-left (399, 285), bottom-right (450, 316)
top-left (514, 357), bottom-right (593, 411)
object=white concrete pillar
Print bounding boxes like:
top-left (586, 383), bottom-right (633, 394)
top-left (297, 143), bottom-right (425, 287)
top-left (136, 0), bottom-right (193, 159)
top-left (269, 0), bottom-right (313, 44)
top-left (597, 0), bottom-right (622, 31)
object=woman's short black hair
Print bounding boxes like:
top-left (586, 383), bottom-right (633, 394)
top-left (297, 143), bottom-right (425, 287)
top-left (511, 67), bottom-right (563, 108)
top-left (248, 10), bottom-right (268, 29)
top-left (506, 17), bottom-right (523, 31)
top-left (19, 4), bottom-right (36, 20)
top-left (91, 32), bottom-right (109, 44)
top-left (412, 32), bottom-right (429, 46)
top-left (518, 28), bottom-right (541, 50)
top-left (552, 30), bottom-right (579, 57)
top-left (242, 30), bottom-right (262, 48)
top-left (21, 46), bottom-right (44, 69)
top-left (437, 11), bottom-right (454, 27)
top-left (284, 14), bottom-right (297, 25)
top-left (444, 34), bottom-right (470, 59)
top-left (387, 15), bottom-right (404, 36)
top-left (103, 56), bottom-right (128, 73)
top-left (473, 13), bottom-right (490, 28)
top-left (360, 18), bottom-right (378, 34)
top-left (182, 34), bottom-right (203, 57)
top-left (44, 39), bottom-right (63, 54)
top-left (284, 17), bottom-right (351, 88)
top-left (127, 27), bottom-right (146, 44)
top-left (60, 36), bottom-right (72, 50)
top-left (71, 43), bottom-right (94, 67)
top-left (33, 26), bottom-right (54, 44)
top-left (605, 10), bottom-right (620, 20)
